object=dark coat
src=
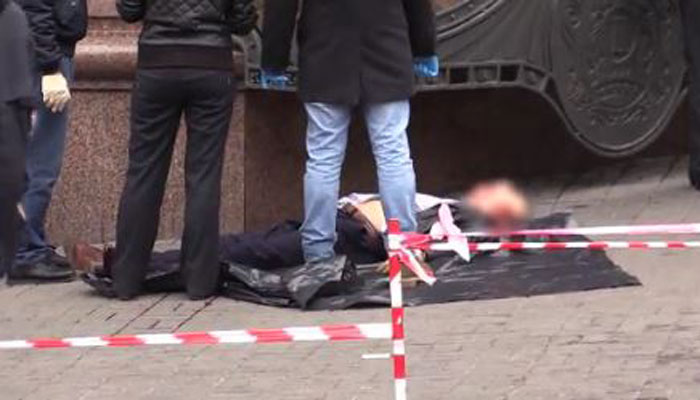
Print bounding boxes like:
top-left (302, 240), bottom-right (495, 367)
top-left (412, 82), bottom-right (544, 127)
top-left (262, 0), bottom-right (437, 105)
top-left (117, 0), bottom-right (257, 69)
top-left (0, 0), bottom-right (34, 103)
top-left (15, 0), bottom-right (87, 73)
top-left (117, 0), bottom-right (257, 47)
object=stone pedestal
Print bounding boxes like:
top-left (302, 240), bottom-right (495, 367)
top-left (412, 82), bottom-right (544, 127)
top-left (242, 88), bottom-right (687, 230)
top-left (45, 0), bottom-right (688, 243)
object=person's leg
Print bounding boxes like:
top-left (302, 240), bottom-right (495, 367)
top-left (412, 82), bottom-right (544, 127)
top-left (112, 69), bottom-right (184, 300)
top-left (181, 70), bottom-right (234, 299)
top-left (219, 221), bottom-right (305, 270)
top-left (301, 103), bottom-right (352, 262)
top-left (681, 0), bottom-right (700, 188)
top-left (0, 103), bottom-right (29, 279)
top-left (364, 100), bottom-right (417, 232)
top-left (17, 56), bottom-right (74, 265)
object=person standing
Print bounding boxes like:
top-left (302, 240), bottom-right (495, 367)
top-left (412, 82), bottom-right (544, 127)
top-left (111, 0), bottom-right (258, 300)
top-left (261, 0), bottom-right (439, 267)
top-left (0, 0), bottom-right (34, 284)
top-left (13, 0), bottom-right (88, 281)
top-left (681, 0), bottom-right (700, 190)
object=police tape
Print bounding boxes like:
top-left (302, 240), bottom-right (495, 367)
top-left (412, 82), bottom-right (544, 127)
top-left (9, 217), bottom-right (692, 399)
top-left (433, 204), bottom-right (700, 238)
top-left (1, 220), bottom-right (415, 400)
top-left (439, 223), bottom-right (700, 238)
top-left (388, 219), bottom-right (408, 400)
top-left (474, 223), bottom-right (700, 238)
top-left (403, 238), bottom-right (700, 253)
top-left (0, 323), bottom-right (392, 350)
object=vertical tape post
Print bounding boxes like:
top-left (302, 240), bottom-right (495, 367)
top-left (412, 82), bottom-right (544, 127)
top-left (387, 219), bottom-right (408, 400)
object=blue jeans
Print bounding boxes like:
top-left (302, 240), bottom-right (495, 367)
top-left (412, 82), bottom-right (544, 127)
top-left (302, 101), bottom-right (417, 262)
top-left (16, 56), bottom-right (74, 265)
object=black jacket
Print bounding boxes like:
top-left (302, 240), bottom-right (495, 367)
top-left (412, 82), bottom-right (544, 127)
top-left (15, 0), bottom-right (87, 74)
top-left (262, 0), bottom-right (437, 105)
top-left (117, 0), bottom-right (258, 70)
top-left (0, 0), bottom-right (34, 102)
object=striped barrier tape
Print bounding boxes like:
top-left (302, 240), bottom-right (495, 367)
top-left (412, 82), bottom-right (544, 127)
top-left (388, 219), bottom-right (408, 400)
top-left (0, 323), bottom-right (392, 350)
top-left (431, 204), bottom-right (700, 239)
top-left (1, 220), bottom-right (413, 400)
top-left (486, 223), bottom-right (700, 238)
top-left (403, 238), bottom-right (700, 253)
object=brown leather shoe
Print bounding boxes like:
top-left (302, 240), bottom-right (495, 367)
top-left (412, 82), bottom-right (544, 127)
top-left (67, 243), bottom-right (105, 273)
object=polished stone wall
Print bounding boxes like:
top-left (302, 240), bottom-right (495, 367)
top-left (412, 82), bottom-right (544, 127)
top-left (45, 5), bottom-right (245, 245)
top-left (243, 89), bottom-right (687, 230)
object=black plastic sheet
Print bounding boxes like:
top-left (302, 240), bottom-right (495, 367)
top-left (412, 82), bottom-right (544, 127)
top-left (83, 211), bottom-right (640, 309)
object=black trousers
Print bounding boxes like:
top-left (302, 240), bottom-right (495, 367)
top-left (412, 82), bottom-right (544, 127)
top-left (218, 212), bottom-right (388, 271)
top-left (0, 102), bottom-right (29, 277)
top-left (113, 68), bottom-right (235, 299)
top-left (681, 0), bottom-right (700, 179)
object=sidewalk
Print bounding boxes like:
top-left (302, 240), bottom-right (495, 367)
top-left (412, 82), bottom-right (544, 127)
top-left (2, 156), bottom-right (700, 400)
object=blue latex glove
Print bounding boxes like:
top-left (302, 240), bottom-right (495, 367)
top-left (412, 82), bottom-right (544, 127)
top-left (260, 69), bottom-right (290, 89)
top-left (414, 55), bottom-right (440, 78)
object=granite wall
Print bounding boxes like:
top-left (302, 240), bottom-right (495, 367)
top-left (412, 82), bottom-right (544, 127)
top-left (45, 7), bottom-right (245, 245)
top-left (243, 89), bottom-right (687, 230)
top-left (45, 0), bottom-right (687, 243)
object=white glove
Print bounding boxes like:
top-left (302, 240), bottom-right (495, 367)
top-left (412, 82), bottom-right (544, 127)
top-left (41, 72), bottom-right (71, 113)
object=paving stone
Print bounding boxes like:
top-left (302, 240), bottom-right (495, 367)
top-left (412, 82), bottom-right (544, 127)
top-left (3, 156), bottom-right (700, 399)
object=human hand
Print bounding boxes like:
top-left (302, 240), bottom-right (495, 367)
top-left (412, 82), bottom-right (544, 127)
top-left (414, 55), bottom-right (439, 78)
top-left (41, 72), bottom-right (71, 113)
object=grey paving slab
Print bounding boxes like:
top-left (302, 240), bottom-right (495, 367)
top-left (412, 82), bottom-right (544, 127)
top-left (3, 156), bottom-right (700, 399)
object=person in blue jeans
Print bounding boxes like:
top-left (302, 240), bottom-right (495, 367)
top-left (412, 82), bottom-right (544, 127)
top-left (14, 0), bottom-right (87, 281)
top-left (261, 0), bottom-right (439, 266)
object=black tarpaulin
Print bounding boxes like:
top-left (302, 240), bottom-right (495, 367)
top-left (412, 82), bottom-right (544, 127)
top-left (82, 211), bottom-right (640, 310)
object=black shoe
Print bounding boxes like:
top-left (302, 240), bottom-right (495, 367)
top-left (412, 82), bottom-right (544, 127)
top-left (49, 250), bottom-right (71, 268)
top-left (81, 272), bottom-right (117, 298)
top-left (8, 260), bottom-right (75, 283)
top-left (285, 255), bottom-right (356, 309)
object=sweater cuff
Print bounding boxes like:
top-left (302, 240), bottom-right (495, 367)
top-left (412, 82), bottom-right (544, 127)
top-left (41, 59), bottom-right (61, 75)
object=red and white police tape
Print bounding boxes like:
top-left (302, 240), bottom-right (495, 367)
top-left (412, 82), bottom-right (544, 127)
top-left (395, 203), bottom-right (700, 262)
top-left (404, 238), bottom-right (700, 253)
top-left (0, 219), bottom-right (414, 400)
top-left (445, 222), bottom-right (700, 238)
top-left (0, 323), bottom-right (392, 350)
top-left (4, 213), bottom-right (700, 400)
top-left (388, 219), bottom-right (408, 400)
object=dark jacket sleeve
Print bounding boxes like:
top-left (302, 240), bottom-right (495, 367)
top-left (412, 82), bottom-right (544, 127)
top-left (19, 0), bottom-right (62, 73)
top-left (116, 0), bottom-right (146, 23)
top-left (227, 0), bottom-right (258, 36)
top-left (261, 0), bottom-right (299, 71)
top-left (403, 0), bottom-right (437, 58)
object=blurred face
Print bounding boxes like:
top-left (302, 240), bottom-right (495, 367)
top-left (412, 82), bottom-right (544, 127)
top-left (463, 180), bottom-right (529, 230)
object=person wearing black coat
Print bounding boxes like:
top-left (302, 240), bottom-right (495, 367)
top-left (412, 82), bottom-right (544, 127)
top-left (681, 0), bottom-right (700, 190)
top-left (111, 0), bottom-right (258, 300)
top-left (12, 0), bottom-right (87, 282)
top-left (261, 0), bottom-right (439, 265)
top-left (0, 0), bottom-right (34, 283)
